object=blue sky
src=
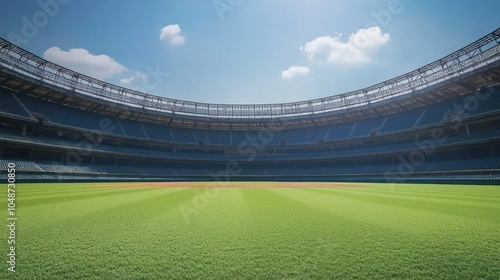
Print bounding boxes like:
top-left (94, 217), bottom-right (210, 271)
top-left (1, 0), bottom-right (499, 104)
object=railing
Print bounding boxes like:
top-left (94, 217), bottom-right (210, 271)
top-left (0, 28), bottom-right (499, 119)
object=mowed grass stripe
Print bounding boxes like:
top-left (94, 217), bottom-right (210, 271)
top-left (19, 186), bottom-right (161, 208)
top-left (15, 187), bottom-right (196, 279)
top-left (171, 187), bottom-right (341, 279)
top-left (141, 188), bottom-right (262, 279)
top-left (20, 187), bottom-right (193, 236)
top-left (269, 187), bottom-right (498, 237)
top-left (355, 188), bottom-right (500, 205)
top-left (18, 186), bottom-right (128, 200)
top-left (314, 182), bottom-right (500, 199)
top-left (17, 183), bottom-right (97, 193)
top-left (356, 184), bottom-right (500, 203)
top-left (313, 183), bottom-right (500, 208)
top-left (302, 187), bottom-right (500, 224)
top-left (1, 183), bottom-right (498, 279)
top-left (251, 187), bottom-right (497, 279)
top-left (68, 187), bottom-right (216, 279)
top-left (383, 184), bottom-right (500, 197)
top-left (18, 187), bottom-right (190, 230)
top-left (266, 187), bottom-right (499, 278)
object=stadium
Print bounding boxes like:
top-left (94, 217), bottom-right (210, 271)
top-left (0, 14), bottom-right (499, 280)
top-left (0, 29), bottom-right (500, 183)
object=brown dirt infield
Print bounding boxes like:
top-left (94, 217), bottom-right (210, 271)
top-left (88, 181), bottom-right (369, 189)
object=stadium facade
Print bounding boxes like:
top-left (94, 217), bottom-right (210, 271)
top-left (0, 28), bottom-right (499, 183)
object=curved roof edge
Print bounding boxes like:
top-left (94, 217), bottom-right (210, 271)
top-left (0, 28), bottom-right (499, 119)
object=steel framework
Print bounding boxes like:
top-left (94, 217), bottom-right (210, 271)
top-left (1, 28), bottom-right (499, 119)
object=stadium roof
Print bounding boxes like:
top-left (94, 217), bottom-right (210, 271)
top-left (0, 28), bottom-right (500, 129)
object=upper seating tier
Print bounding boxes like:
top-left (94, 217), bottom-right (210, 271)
top-left (1, 86), bottom-right (499, 147)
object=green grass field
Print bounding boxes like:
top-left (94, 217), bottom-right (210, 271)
top-left (1, 182), bottom-right (499, 279)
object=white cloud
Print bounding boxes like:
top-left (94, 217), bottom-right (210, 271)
top-left (160, 24), bottom-right (185, 46)
top-left (301, 26), bottom-right (389, 64)
top-left (281, 66), bottom-right (310, 79)
top-left (120, 71), bottom-right (147, 85)
top-left (43, 47), bottom-right (127, 80)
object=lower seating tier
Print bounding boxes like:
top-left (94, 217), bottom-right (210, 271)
top-left (1, 157), bottom-right (499, 178)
